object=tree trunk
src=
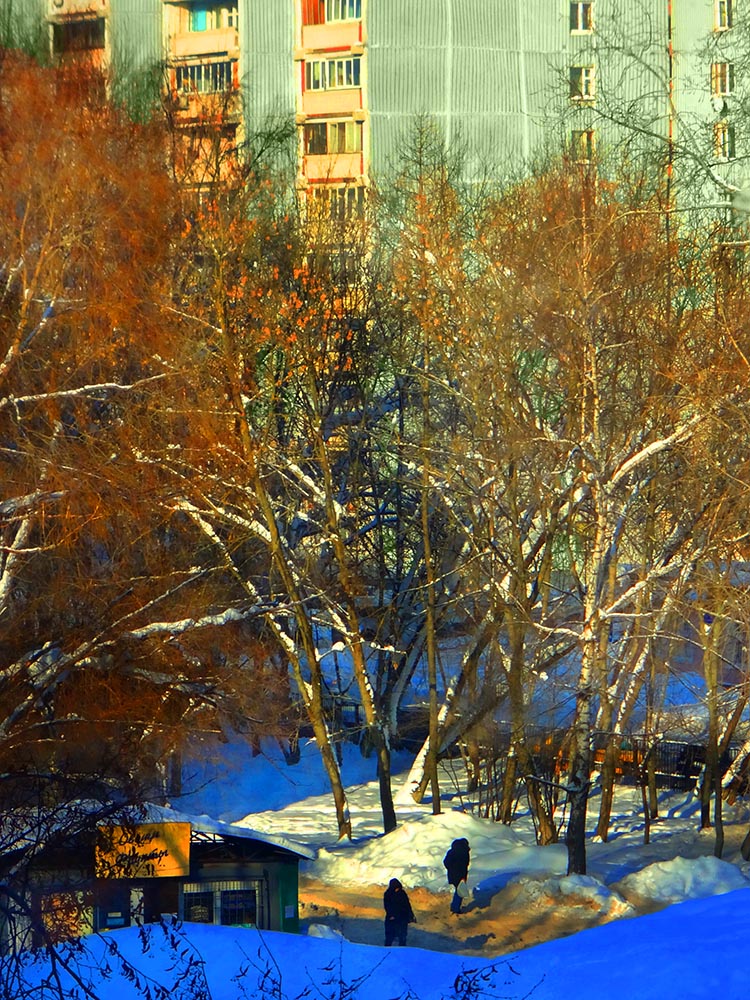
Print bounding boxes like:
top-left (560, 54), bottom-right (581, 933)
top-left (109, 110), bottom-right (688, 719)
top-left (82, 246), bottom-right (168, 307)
top-left (640, 774), bottom-right (651, 846)
top-left (565, 764), bottom-right (590, 876)
top-left (500, 751), bottom-right (518, 824)
top-left (714, 759), bottom-right (724, 858)
top-left (375, 734), bottom-right (397, 833)
top-left (741, 826), bottom-right (750, 862)
top-left (595, 739), bottom-right (618, 842)
top-left (465, 737), bottom-right (481, 794)
top-left (647, 751), bottom-right (659, 819)
top-left (700, 617), bottom-right (720, 831)
top-left (420, 330), bottom-right (441, 816)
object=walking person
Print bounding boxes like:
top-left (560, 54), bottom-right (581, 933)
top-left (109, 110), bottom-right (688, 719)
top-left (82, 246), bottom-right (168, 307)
top-left (443, 837), bottom-right (471, 914)
top-left (383, 877), bottom-right (416, 946)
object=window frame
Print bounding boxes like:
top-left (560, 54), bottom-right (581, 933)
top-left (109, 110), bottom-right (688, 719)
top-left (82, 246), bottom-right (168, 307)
top-left (310, 184), bottom-right (365, 221)
top-left (329, 120), bottom-right (362, 153)
top-left (305, 56), bottom-right (362, 91)
top-left (714, 120), bottom-right (736, 160)
top-left (304, 120), bottom-right (363, 155)
top-left (570, 2), bottom-right (594, 33)
top-left (304, 121), bottom-right (328, 154)
top-left (571, 128), bottom-right (595, 163)
top-left (52, 17), bottom-right (106, 54)
top-left (715, 0), bottom-right (733, 30)
top-left (325, 0), bottom-right (362, 21)
top-left (189, 3), bottom-right (239, 32)
top-left (183, 891), bottom-right (214, 924)
top-left (569, 64), bottom-right (596, 102)
top-left (220, 889), bottom-right (257, 927)
top-left (176, 59), bottom-right (236, 94)
top-left (711, 61), bottom-right (735, 97)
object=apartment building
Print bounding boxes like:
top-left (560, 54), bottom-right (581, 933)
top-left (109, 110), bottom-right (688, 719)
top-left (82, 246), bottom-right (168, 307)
top-left (8, 1), bottom-right (744, 205)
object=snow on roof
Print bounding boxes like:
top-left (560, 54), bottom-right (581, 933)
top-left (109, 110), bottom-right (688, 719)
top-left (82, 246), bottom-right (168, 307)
top-left (140, 803), bottom-right (317, 861)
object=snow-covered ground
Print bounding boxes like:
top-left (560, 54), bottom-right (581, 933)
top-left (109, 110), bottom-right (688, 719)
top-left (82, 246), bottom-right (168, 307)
top-left (21, 737), bottom-right (750, 998)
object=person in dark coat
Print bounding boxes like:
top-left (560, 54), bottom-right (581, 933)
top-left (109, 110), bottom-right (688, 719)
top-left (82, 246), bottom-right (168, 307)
top-left (383, 877), bottom-right (416, 946)
top-left (443, 838), bottom-right (471, 913)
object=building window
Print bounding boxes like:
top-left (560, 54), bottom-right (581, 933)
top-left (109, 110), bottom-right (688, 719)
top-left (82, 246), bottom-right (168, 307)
top-left (176, 60), bottom-right (236, 94)
top-left (570, 2), bottom-right (594, 32)
top-left (304, 120), bottom-right (362, 154)
top-left (714, 120), bottom-right (736, 159)
top-left (325, 0), bottom-right (362, 20)
top-left (220, 889), bottom-right (257, 927)
top-left (182, 879), bottom-right (267, 928)
top-left (571, 128), bottom-right (595, 162)
top-left (52, 18), bottom-right (106, 54)
top-left (311, 184), bottom-right (365, 221)
top-left (570, 65), bottom-right (595, 101)
top-left (304, 122), bottom-right (328, 154)
top-left (711, 62), bottom-right (735, 96)
top-left (301, 0), bottom-right (361, 24)
top-left (715, 0), bottom-right (733, 30)
top-left (329, 120), bottom-right (362, 152)
top-left (184, 891), bottom-right (214, 923)
top-left (189, 3), bottom-right (239, 31)
top-left (305, 56), bottom-right (361, 91)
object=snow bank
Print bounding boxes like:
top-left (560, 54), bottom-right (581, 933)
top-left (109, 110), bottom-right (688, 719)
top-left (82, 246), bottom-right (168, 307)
top-left (614, 855), bottom-right (750, 905)
top-left (507, 873), bottom-right (635, 920)
top-left (311, 810), bottom-right (537, 889)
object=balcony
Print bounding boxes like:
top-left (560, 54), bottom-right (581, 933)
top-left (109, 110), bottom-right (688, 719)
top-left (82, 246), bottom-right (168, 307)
top-left (303, 151), bottom-right (363, 182)
top-left (169, 88), bottom-right (242, 125)
top-left (47, 0), bottom-right (108, 17)
top-left (302, 21), bottom-right (361, 53)
top-left (169, 27), bottom-right (239, 60)
top-left (302, 88), bottom-right (362, 117)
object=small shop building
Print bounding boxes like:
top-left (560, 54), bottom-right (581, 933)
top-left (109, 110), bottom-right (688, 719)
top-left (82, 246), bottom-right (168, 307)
top-left (6, 805), bottom-right (315, 948)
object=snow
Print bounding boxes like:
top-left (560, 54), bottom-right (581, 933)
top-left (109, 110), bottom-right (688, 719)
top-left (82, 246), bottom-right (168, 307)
top-left (20, 737), bottom-right (750, 998)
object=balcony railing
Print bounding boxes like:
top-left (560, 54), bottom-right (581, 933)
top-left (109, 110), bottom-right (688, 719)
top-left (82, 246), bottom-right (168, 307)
top-left (169, 27), bottom-right (239, 60)
top-left (302, 88), bottom-right (362, 117)
top-left (303, 151), bottom-right (363, 182)
top-left (302, 21), bottom-right (361, 52)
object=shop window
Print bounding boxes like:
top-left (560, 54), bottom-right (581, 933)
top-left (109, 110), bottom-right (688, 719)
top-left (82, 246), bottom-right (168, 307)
top-left (184, 891), bottom-right (214, 923)
top-left (39, 891), bottom-right (94, 943)
top-left (220, 889), bottom-right (257, 926)
top-left (181, 879), bottom-right (267, 928)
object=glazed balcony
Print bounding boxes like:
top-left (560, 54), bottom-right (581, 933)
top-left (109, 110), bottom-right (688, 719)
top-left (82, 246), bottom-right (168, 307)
top-left (302, 88), bottom-right (362, 117)
top-left (169, 87), bottom-right (242, 125)
top-left (302, 20), bottom-right (361, 53)
top-left (303, 151), bottom-right (364, 182)
top-left (169, 26), bottom-right (239, 59)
